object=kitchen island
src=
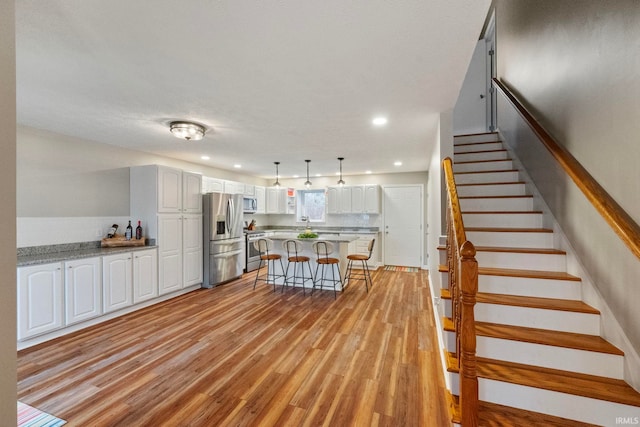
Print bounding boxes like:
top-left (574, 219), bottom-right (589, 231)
top-left (263, 234), bottom-right (359, 292)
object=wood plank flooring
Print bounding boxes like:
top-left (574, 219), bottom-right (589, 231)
top-left (17, 268), bottom-right (451, 427)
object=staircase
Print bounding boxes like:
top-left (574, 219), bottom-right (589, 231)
top-left (441, 132), bottom-right (640, 426)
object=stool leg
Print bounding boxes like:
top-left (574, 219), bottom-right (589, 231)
top-left (253, 257), bottom-right (263, 290)
top-left (330, 261), bottom-right (337, 300)
top-left (361, 260), bottom-right (369, 293)
top-left (283, 261), bottom-right (291, 293)
top-left (312, 262), bottom-right (320, 295)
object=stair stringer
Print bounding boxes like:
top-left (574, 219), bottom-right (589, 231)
top-left (497, 129), bottom-right (640, 392)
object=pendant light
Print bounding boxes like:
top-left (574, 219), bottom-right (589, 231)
top-left (337, 157), bottom-right (345, 186)
top-left (273, 161), bottom-right (281, 187)
top-left (304, 160), bottom-right (312, 188)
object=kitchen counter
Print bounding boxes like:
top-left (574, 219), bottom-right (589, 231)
top-left (267, 233), bottom-right (359, 243)
top-left (254, 226), bottom-right (378, 235)
top-left (17, 241), bottom-right (158, 267)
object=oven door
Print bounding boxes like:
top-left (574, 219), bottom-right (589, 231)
top-left (245, 237), bottom-right (263, 272)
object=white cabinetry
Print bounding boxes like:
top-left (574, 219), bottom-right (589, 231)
top-left (266, 187), bottom-right (294, 214)
top-left (133, 248), bottom-right (158, 304)
top-left (202, 176), bottom-right (224, 193)
top-left (102, 253), bottom-right (133, 314)
top-left (131, 165), bottom-right (203, 294)
top-left (17, 263), bottom-right (64, 340)
top-left (244, 185), bottom-right (255, 196)
top-left (326, 185), bottom-right (380, 214)
top-left (255, 186), bottom-right (266, 214)
top-left (65, 257), bottom-right (101, 325)
top-left (224, 180), bottom-right (244, 195)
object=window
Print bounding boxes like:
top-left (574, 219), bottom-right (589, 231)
top-left (296, 189), bottom-right (326, 223)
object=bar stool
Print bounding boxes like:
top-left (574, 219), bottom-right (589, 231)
top-left (253, 238), bottom-right (285, 292)
top-left (345, 238), bottom-right (375, 293)
top-left (311, 240), bottom-right (342, 299)
top-left (283, 239), bottom-right (314, 295)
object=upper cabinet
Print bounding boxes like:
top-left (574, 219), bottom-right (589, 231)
top-left (255, 186), bottom-right (266, 214)
top-left (266, 187), bottom-right (295, 214)
top-left (326, 184), bottom-right (380, 214)
top-left (183, 172), bottom-right (203, 213)
top-left (132, 165), bottom-right (202, 215)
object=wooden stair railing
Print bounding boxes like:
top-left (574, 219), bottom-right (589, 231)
top-left (493, 78), bottom-right (640, 261)
top-left (442, 157), bottom-right (479, 426)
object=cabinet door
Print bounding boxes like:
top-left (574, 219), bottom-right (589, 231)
top-left (158, 166), bottom-right (182, 213)
top-left (65, 257), bottom-right (101, 325)
top-left (133, 249), bottom-right (158, 304)
top-left (183, 172), bottom-right (202, 213)
top-left (326, 187), bottom-right (339, 214)
top-left (182, 214), bottom-right (203, 287)
top-left (339, 186), bottom-right (352, 213)
top-left (17, 263), bottom-right (63, 340)
top-left (364, 185), bottom-right (380, 213)
top-left (351, 185), bottom-right (365, 213)
top-left (102, 254), bottom-right (133, 314)
top-left (158, 214), bottom-right (183, 295)
top-left (266, 187), bottom-right (281, 214)
top-left (244, 185), bottom-right (255, 196)
top-left (255, 186), bottom-right (266, 214)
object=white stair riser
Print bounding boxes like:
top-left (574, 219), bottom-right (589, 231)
top-left (446, 371), bottom-right (460, 396)
top-left (479, 275), bottom-right (581, 300)
top-left (477, 336), bottom-right (624, 379)
top-left (466, 230), bottom-right (554, 249)
top-left (475, 250), bottom-right (565, 271)
top-left (460, 197), bottom-right (533, 212)
top-left (454, 170), bottom-right (520, 185)
top-left (475, 304), bottom-right (600, 335)
top-left (480, 379), bottom-right (640, 426)
top-left (457, 183), bottom-right (526, 197)
top-left (454, 133), bottom-right (500, 144)
top-left (463, 213), bottom-right (543, 228)
top-left (454, 160), bottom-right (514, 173)
top-left (454, 142), bottom-right (504, 153)
top-left (455, 150), bottom-right (509, 163)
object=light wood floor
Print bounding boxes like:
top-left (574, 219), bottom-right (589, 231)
top-left (18, 268), bottom-right (450, 426)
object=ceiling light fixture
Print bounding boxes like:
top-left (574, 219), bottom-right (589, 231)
top-left (273, 161), bottom-right (281, 187)
top-left (201, 155), bottom-right (210, 160)
top-left (234, 164), bottom-right (242, 168)
top-left (394, 161), bottom-right (403, 166)
top-left (337, 157), bottom-right (345, 186)
top-left (169, 121), bottom-right (205, 141)
top-left (372, 116), bottom-right (388, 126)
top-left (304, 160), bottom-right (312, 188)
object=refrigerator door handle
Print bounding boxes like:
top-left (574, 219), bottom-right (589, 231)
top-left (226, 199), bottom-right (232, 234)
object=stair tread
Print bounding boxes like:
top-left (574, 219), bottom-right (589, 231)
top-left (455, 159), bottom-right (513, 165)
top-left (466, 227), bottom-right (553, 233)
top-left (477, 357), bottom-right (640, 408)
top-left (454, 168), bottom-right (519, 175)
top-left (459, 195), bottom-right (532, 199)
top-left (478, 400), bottom-right (600, 427)
top-left (475, 321), bottom-right (623, 355)
top-left (476, 292), bottom-right (599, 314)
top-left (474, 246), bottom-right (565, 255)
top-left (454, 131), bottom-right (499, 138)
top-left (463, 210), bottom-right (542, 214)
top-left (454, 148), bottom-right (507, 155)
top-left (457, 181), bottom-right (525, 187)
top-left (439, 264), bottom-right (581, 281)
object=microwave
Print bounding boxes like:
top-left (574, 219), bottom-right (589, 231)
top-left (243, 196), bottom-right (257, 213)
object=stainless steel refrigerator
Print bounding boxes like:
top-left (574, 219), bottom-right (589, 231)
top-left (202, 192), bottom-right (245, 288)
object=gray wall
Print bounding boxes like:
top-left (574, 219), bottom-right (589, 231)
top-left (0, 0), bottom-right (16, 422)
top-left (495, 0), bottom-right (640, 353)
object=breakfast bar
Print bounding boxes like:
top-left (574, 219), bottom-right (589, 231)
top-left (262, 233), bottom-right (359, 292)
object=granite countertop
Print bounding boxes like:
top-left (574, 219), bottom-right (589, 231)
top-left (254, 227), bottom-right (379, 234)
top-left (267, 233), bottom-right (359, 243)
top-left (17, 241), bottom-right (158, 267)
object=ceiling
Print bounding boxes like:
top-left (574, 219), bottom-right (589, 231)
top-left (15, 1), bottom-right (490, 180)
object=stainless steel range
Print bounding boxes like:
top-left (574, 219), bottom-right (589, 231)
top-left (245, 231), bottom-right (267, 272)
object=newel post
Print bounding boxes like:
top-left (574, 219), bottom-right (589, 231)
top-left (459, 240), bottom-right (478, 426)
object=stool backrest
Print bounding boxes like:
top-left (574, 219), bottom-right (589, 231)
top-left (254, 238), bottom-right (274, 255)
top-left (283, 239), bottom-right (303, 257)
top-left (312, 240), bottom-right (334, 259)
top-left (367, 238), bottom-right (376, 258)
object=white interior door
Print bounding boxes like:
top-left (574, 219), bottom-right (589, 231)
top-left (383, 185), bottom-right (422, 267)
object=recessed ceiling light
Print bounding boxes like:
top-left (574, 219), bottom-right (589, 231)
top-left (372, 116), bottom-right (388, 126)
top-left (315, 173), bottom-right (321, 177)
top-left (201, 155), bottom-right (210, 160)
top-left (293, 174), bottom-right (299, 178)
top-left (335, 172), bottom-right (340, 176)
top-left (365, 170), bottom-right (372, 174)
top-left (233, 164), bottom-right (242, 168)
top-left (394, 161), bottom-right (402, 166)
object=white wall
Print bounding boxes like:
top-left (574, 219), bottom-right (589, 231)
top-left (453, 40), bottom-right (487, 134)
top-left (0, 0), bottom-right (16, 422)
top-left (495, 0), bottom-right (640, 357)
top-left (17, 126), bottom-right (269, 246)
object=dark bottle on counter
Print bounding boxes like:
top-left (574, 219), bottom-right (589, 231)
top-left (107, 224), bottom-right (118, 238)
top-left (125, 220), bottom-right (133, 240)
top-left (135, 220), bottom-right (143, 240)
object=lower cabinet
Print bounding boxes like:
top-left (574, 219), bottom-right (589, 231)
top-left (65, 257), bottom-right (102, 326)
top-left (133, 248), bottom-right (158, 304)
top-left (102, 253), bottom-right (133, 314)
top-left (17, 262), bottom-right (64, 341)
